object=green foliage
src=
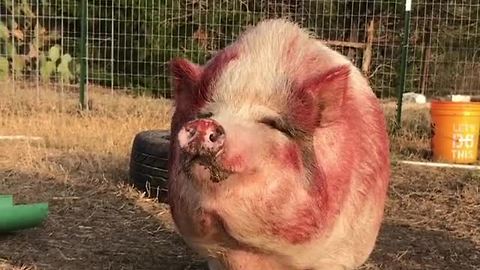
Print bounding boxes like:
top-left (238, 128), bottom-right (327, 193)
top-left (6, 42), bottom-right (16, 57)
top-left (18, 0), bottom-right (36, 18)
top-left (0, 22), bottom-right (9, 40)
top-left (38, 45), bottom-right (74, 83)
top-left (0, 57), bottom-right (9, 80)
top-left (0, 0), bottom-right (73, 83)
top-left (57, 53), bottom-right (73, 82)
top-left (40, 57), bottom-right (56, 82)
top-left (12, 55), bottom-right (25, 74)
top-left (48, 45), bottom-right (60, 63)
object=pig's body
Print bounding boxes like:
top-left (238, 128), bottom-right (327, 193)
top-left (167, 19), bottom-right (390, 270)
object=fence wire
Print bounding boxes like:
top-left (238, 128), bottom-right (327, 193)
top-left (0, 0), bottom-right (479, 99)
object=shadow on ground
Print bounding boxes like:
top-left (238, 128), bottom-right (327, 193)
top-left (366, 222), bottom-right (480, 270)
top-left (0, 169), bottom-right (207, 270)
top-left (1, 166), bottom-right (479, 270)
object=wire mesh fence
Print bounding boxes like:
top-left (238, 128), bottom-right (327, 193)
top-left (0, 0), bottom-right (479, 101)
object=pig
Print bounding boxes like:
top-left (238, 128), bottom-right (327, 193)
top-left (166, 18), bottom-right (390, 270)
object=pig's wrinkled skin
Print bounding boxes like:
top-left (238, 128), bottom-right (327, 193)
top-left (166, 19), bottom-right (390, 270)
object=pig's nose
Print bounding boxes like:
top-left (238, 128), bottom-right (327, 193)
top-left (178, 119), bottom-right (225, 155)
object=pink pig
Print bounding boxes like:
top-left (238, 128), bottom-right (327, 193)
top-left (167, 19), bottom-right (390, 270)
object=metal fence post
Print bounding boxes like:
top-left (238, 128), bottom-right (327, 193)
top-left (110, 2), bottom-right (115, 94)
top-left (10, 0), bottom-right (15, 91)
top-left (79, 0), bottom-right (88, 110)
top-left (395, 0), bottom-right (412, 131)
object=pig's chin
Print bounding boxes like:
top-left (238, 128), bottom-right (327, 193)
top-left (182, 154), bottom-right (233, 183)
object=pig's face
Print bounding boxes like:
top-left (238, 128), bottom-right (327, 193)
top-left (170, 43), bottom-right (350, 189)
top-left (178, 99), bottom-right (305, 184)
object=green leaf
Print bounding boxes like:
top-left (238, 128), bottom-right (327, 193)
top-left (0, 57), bottom-right (9, 80)
top-left (48, 45), bottom-right (60, 62)
top-left (58, 63), bottom-right (73, 81)
top-left (6, 42), bottom-right (16, 57)
top-left (3, 1), bottom-right (13, 11)
top-left (40, 60), bottom-right (56, 82)
top-left (0, 22), bottom-right (9, 40)
top-left (20, 0), bottom-right (36, 18)
top-left (12, 55), bottom-right (25, 73)
top-left (60, 53), bottom-right (72, 63)
top-left (58, 54), bottom-right (73, 81)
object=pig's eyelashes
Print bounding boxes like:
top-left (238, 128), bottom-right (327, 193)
top-left (197, 112), bottom-right (213, 119)
top-left (259, 117), bottom-right (294, 138)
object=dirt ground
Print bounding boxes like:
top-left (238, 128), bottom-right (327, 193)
top-left (0, 83), bottom-right (479, 270)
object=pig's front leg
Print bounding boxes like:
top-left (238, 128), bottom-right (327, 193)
top-left (207, 250), bottom-right (295, 270)
top-left (208, 254), bottom-right (349, 270)
top-left (208, 250), bottom-right (348, 270)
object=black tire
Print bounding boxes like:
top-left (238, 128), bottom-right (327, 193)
top-left (129, 129), bottom-right (171, 202)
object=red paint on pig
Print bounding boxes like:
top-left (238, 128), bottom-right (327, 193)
top-left (169, 47), bottom-right (239, 115)
top-left (303, 64), bottom-right (350, 109)
top-left (219, 153), bottom-right (245, 173)
top-left (287, 87), bottom-right (319, 134)
top-left (198, 48), bottom-right (239, 104)
top-left (268, 168), bottom-right (334, 245)
top-left (287, 65), bottom-right (350, 134)
top-left (168, 59), bottom-right (203, 140)
top-left (281, 143), bottom-right (301, 171)
top-left (167, 47), bottom-right (240, 190)
top-left (269, 202), bottom-right (321, 244)
top-left (183, 119), bottom-right (219, 144)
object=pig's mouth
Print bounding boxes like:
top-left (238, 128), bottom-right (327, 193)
top-left (182, 153), bottom-right (234, 183)
top-left (177, 118), bottom-right (240, 183)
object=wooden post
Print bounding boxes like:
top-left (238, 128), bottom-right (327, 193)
top-left (362, 20), bottom-right (375, 76)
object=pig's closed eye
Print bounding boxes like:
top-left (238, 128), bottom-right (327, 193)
top-left (259, 117), bottom-right (294, 137)
top-left (197, 112), bottom-right (213, 119)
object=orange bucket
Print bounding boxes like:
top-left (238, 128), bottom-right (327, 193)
top-left (430, 101), bottom-right (480, 164)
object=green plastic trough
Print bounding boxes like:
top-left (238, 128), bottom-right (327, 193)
top-left (0, 195), bottom-right (49, 233)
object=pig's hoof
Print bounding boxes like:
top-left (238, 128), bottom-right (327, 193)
top-left (129, 129), bottom-right (170, 203)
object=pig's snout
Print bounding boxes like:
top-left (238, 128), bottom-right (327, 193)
top-left (178, 119), bottom-right (226, 156)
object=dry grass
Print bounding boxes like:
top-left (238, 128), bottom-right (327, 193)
top-left (0, 259), bottom-right (37, 270)
top-left (382, 101), bottom-right (433, 160)
top-left (0, 82), bottom-right (206, 269)
top-left (0, 82), bottom-right (479, 270)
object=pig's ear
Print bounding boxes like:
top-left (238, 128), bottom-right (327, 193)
top-left (169, 58), bottom-right (202, 99)
top-left (304, 64), bottom-right (351, 123)
top-left (304, 64), bottom-right (350, 106)
top-left (287, 65), bottom-right (351, 133)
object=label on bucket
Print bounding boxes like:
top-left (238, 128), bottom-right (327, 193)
top-left (451, 123), bottom-right (477, 161)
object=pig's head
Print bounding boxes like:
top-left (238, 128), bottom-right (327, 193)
top-left (168, 19), bottom-right (351, 188)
